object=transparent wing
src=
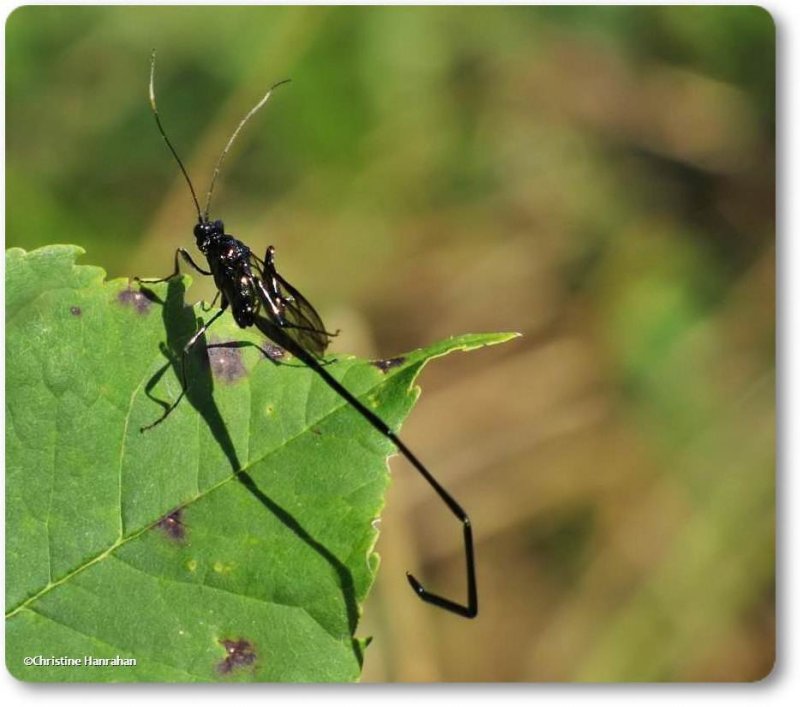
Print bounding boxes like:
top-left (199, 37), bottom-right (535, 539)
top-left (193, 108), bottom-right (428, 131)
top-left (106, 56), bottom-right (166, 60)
top-left (249, 254), bottom-right (332, 358)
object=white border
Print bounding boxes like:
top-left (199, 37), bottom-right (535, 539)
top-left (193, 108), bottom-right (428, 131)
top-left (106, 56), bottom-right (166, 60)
top-left (0, 1), bottom-right (789, 704)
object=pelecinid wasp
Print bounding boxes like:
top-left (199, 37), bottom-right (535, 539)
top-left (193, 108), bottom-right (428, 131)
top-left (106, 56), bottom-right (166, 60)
top-left (138, 52), bottom-right (477, 619)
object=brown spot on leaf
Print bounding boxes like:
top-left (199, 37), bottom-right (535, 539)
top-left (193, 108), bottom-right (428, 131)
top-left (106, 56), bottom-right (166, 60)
top-left (218, 638), bottom-right (257, 675)
top-left (372, 356), bottom-right (406, 373)
top-left (70, 306), bottom-right (82, 316)
top-left (207, 342), bottom-right (247, 383)
top-left (261, 342), bottom-right (286, 362)
top-left (156, 508), bottom-right (185, 541)
top-left (117, 288), bottom-right (151, 314)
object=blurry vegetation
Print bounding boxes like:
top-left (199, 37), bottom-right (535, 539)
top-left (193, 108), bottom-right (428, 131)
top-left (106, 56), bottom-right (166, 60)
top-left (6, 6), bottom-right (774, 681)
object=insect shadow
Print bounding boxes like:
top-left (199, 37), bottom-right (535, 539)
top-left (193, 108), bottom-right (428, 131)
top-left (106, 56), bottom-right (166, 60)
top-left (138, 277), bottom-right (360, 636)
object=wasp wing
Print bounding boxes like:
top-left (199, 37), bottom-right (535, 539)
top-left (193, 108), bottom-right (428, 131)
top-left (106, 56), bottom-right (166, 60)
top-left (249, 254), bottom-right (332, 358)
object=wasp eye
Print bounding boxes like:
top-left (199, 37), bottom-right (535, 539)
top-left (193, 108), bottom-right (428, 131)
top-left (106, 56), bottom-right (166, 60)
top-left (214, 220), bottom-right (224, 232)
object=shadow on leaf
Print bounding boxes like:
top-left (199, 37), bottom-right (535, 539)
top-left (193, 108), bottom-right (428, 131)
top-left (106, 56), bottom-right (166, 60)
top-left (139, 277), bottom-right (359, 636)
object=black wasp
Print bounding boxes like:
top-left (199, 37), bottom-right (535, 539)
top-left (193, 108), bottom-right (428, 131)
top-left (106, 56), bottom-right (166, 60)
top-left (140, 52), bottom-right (476, 619)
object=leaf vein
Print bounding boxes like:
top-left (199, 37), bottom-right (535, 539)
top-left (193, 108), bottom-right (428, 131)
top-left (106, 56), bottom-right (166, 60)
top-left (112, 554), bottom-right (347, 643)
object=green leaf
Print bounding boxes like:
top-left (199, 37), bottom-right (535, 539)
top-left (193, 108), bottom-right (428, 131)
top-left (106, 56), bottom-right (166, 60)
top-left (5, 245), bottom-right (517, 682)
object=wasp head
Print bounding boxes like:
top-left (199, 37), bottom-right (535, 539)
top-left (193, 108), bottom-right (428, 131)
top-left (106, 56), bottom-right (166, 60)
top-left (193, 219), bottom-right (224, 252)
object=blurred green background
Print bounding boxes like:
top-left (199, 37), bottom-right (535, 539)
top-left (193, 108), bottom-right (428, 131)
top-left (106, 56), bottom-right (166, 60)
top-left (5, 6), bottom-right (775, 681)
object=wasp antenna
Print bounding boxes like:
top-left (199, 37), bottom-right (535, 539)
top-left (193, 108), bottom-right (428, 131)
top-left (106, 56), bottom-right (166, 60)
top-left (203, 78), bottom-right (291, 220)
top-left (149, 50), bottom-right (203, 222)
